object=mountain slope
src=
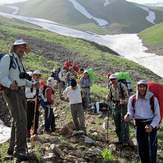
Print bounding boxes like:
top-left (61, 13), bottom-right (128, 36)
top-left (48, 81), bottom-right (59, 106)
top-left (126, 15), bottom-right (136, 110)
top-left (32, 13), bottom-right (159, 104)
top-left (0, 15), bottom-right (163, 163)
top-left (1, 0), bottom-right (163, 34)
top-left (140, 22), bottom-right (163, 56)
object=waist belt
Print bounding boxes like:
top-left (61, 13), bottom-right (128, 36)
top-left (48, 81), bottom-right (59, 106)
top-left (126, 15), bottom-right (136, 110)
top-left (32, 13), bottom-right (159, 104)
top-left (135, 119), bottom-right (152, 126)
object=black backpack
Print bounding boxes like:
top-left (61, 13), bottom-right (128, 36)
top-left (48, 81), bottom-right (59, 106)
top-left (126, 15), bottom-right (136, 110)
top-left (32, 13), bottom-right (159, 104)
top-left (0, 53), bottom-right (14, 70)
top-left (118, 79), bottom-right (132, 96)
top-left (51, 68), bottom-right (61, 81)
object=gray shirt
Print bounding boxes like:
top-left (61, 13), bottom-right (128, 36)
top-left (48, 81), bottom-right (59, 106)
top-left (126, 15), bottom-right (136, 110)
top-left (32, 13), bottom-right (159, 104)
top-left (0, 53), bottom-right (32, 88)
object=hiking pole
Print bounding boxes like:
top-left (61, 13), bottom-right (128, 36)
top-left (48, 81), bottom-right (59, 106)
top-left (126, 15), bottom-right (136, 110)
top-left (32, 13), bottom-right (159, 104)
top-left (31, 90), bottom-right (39, 146)
top-left (148, 133), bottom-right (152, 163)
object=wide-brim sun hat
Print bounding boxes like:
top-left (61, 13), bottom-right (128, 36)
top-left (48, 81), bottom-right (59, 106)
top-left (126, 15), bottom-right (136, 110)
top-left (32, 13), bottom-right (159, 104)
top-left (13, 39), bottom-right (27, 46)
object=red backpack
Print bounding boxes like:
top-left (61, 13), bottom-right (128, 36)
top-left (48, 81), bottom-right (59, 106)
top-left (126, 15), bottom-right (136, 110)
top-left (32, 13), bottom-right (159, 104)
top-left (132, 81), bottom-right (163, 120)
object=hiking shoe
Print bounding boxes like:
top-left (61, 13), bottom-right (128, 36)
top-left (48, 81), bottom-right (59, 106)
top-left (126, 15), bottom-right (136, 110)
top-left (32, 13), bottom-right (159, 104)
top-left (7, 149), bottom-right (14, 156)
top-left (14, 152), bottom-right (30, 161)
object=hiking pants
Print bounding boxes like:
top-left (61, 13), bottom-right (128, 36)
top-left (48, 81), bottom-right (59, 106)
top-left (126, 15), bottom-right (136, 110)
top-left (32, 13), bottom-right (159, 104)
top-left (136, 120), bottom-right (157, 163)
top-left (44, 106), bottom-right (55, 132)
top-left (27, 99), bottom-right (40, 135)
top-left (4, 88), bottom-right (27, 154)
top-left (58, 81), bottom-right (65, 98)
top-left (112, 103), bottom-right (129, 143)
top-left (81, 88), bottom-right (90, 110)
top-left (70, 103), bottom-right (86, 132)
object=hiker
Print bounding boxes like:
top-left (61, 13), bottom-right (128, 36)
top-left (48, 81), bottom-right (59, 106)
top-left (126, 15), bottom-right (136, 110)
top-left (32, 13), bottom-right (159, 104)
top-left (80, 71), bottom-right (92, 110)
top-left (106, 74), bottom-right (129, 145)
top-left (124, 80), bottom-right (160, 163)
top-left (40, 77), bottom-right (55, 133)
top-left (0, 39), bottom-right (34, 161)
top-left (58, 67), bottom-right (67, 98)
top-left (25, 70), bottom-right (41, 138)
top-left (63, 79), bottom-right (86, 133)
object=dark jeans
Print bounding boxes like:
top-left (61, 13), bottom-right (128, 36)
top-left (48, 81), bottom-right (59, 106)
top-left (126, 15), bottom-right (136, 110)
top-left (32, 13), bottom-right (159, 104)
top-left (44, 106), bottom-right (55, 132)
top-left (136, 121), bottom-right (157, 163)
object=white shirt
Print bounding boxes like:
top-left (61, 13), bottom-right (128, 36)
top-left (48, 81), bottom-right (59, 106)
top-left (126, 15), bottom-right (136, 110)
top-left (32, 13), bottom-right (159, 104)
top-left (63, 85), bottom-right (82, 104)
top-left (0, 53), bottom-right (32, 88)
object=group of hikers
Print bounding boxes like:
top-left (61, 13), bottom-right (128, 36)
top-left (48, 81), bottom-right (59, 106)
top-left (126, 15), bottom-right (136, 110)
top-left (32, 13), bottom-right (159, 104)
top-left (0, 38), bottom-right (161, 163)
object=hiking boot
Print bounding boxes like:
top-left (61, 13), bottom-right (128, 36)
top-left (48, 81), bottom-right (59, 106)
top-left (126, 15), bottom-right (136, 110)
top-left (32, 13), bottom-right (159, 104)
top-left (7, 149), bottom-right (14, 156)
top-left (14, 152), bottom-right (30, 161)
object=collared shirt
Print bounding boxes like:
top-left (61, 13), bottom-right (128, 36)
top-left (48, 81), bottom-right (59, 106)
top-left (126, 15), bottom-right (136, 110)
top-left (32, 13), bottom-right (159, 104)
top-left (127, 91), bottom-right (160, 128)
top-left (63, 85), bottom-right (82, 105)
top-left (0, 53), bottom-right (32, 88)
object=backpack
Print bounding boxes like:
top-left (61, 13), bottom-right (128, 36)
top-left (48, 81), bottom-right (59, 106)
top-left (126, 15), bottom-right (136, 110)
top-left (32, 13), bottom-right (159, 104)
top-left (114, 72), bottom-right (132, 95)
top-left (51, 68), bottom-right (61, 81)
top-left (42, 85), bottom-right (54, 105)
top-left (148, 81), bottom-right (163, 119)
top-left (0, 54), bottom-right (14, 91)
top-left (0, 53), bottom-right (14, 70)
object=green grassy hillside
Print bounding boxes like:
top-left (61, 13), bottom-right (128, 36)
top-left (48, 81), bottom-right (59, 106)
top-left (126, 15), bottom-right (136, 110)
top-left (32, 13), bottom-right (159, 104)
top-left (0, 15), bottom-right (163, 163)
top-left (139, 22), bottom-right (163, 56)
top-left (140, 22), bottom-right (163, 45)
top-left (0, 15), bottom-right (161, 95)
top-left (1, 0), bottom-right (163, 34)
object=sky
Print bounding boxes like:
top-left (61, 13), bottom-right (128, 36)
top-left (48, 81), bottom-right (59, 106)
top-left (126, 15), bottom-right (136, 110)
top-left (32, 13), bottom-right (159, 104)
top-left (126, 0), bottom-right (163, 4)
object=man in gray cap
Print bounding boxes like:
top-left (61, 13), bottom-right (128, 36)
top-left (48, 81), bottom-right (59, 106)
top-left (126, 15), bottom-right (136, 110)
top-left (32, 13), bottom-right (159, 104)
top-left (106, 74), bottom-right (129, 145)
top-left (0, 39), bottom-right (33, 161)
top-left (124, 80), bottom-right (160, 163)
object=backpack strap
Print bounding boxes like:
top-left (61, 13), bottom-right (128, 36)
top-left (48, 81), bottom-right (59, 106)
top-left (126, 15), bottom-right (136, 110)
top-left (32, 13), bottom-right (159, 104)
top-left (131, 95), bottom-right (136, 114)
top-left (9, 55), bottom-right (14, 70)
top-left (150, 95), bottom-right (154, 113)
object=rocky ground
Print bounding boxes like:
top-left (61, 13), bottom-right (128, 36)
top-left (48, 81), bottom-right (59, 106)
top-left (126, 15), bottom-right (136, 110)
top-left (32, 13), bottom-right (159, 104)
top-left (0, 92), bottom-right (144, 163)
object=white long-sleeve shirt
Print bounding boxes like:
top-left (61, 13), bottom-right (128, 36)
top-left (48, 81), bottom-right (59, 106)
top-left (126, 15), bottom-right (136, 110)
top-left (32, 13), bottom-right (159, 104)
top-left (127, 91), bottom-right (160, 128)
top-left (63, 85), bottom-right (82, 105)
top-left (0, 53), bottom-right (32, 88)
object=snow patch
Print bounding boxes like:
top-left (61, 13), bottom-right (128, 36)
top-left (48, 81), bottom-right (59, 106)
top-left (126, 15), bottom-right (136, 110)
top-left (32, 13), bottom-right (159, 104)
top-left (68, 0), bottom-right (109, 26)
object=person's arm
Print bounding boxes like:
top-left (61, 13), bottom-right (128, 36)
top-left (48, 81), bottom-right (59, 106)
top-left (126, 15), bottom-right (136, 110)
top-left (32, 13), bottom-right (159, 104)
top-left (150, 97), bottom-right (161, 128)
top-left (124, 96), bottom-right (135, 122)
top-left (0, 55), bottom-right (12, 88)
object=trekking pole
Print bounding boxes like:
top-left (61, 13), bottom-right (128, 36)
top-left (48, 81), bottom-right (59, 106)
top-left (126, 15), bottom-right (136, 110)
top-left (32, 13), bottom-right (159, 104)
top-left (148, 133), bottom-right (152, 163)
top-left (31, 90), bottom-right (39, 146)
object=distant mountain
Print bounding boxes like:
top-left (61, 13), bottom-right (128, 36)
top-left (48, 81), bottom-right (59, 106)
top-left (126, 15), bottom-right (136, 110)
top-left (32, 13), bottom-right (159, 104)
top-left (1, 0), bottom-right (163, 34)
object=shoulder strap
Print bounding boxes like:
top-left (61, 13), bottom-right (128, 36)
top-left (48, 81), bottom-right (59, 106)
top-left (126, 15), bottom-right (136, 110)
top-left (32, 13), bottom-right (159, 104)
top-left (9, 55), bottom-right (14, 70)
top-left (150, 95), bottom-right (154, 113)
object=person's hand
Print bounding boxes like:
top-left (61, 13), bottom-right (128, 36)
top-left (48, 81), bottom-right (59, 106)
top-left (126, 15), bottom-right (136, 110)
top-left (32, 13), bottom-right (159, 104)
top-left (120, 99), bottom-right (125, 105)
top-left (145, 125), bottom-right (153, 133)
top-left (10, 81), bottom-right (18, 90)
top-left (124, 114), bottom-right (130, 122)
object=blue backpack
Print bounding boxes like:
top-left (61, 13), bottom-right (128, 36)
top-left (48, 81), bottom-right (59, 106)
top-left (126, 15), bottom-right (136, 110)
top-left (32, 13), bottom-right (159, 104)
top-left (0, 53), bottom-right (14, 70)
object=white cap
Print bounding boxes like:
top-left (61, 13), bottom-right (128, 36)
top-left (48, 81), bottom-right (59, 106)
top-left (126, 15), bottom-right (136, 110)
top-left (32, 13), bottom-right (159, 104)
top-left (109, 74), bottom-right (117, 80)
top-left (13, 39), bottom-right (27, 46)
top-left (26, 71), bottom-right (33, 76)
top-left (137, 80), bottom-right (147, 85)
top-left (32, 70), bottom-right (41, 75)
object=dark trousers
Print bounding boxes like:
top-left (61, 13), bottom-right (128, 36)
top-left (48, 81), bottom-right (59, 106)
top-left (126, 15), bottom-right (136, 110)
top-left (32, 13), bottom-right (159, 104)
top-left (4, 88), bottom-right (27, 154)
top-left (44, 106), bottom-right (55, 132)
top-left (136, 122), bottom-right (157, 163)
top-left (27, 100), bottom-right (40, 135)
top-left (112, 104), bottom-right (129, 143)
